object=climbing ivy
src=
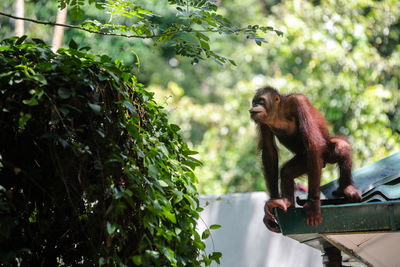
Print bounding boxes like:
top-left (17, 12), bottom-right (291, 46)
top-left (0, 36), bottom-right (220, 266)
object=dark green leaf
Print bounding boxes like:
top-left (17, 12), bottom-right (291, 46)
top-left (16, 35), bottom-right (27, 45)
top-left (183, 150), bottom-right (199, 156)
top-left (18, 112), bottom-right (32, 132)
top-left (170, 124), bottom-right (181, 132)
top-left (107, 222), bottom-right (116, 235)
top-left (201, 229), bottom-right (210, 239)
top-left (69, 39), bottom-right (78, 50)
top-left (210, 224), bottom-right (221, 230)
top-left (58, 88), bottom-right (71, 99)
top-left (22, 97), bottom-right (39, 106)
top-left (31, 38), bottom-right (46, 45)
top-left (88, 103), bottom-right (101, 113)
top-left (210, 252), bottom-right (222, 264)
top-left (31, 74), bottom-right (47, 85)
top-left (123, 101), bottom-right (138, 116)
top-left (132, 255), bottom-right (142, 265)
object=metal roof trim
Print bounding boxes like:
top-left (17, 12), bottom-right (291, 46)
top-left (276, 200), bottom-right (400, 235)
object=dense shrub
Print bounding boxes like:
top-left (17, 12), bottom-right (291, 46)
top-left (0, 36), bottom-right (220, 266)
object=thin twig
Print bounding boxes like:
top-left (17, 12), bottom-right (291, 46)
top-left (0, 11), bottom-right (231, 40)
top-left (199, 215), bottom-right (217, 253)
top-left (0, 11), bottom-right (159, 39)
top-left (0, 11), bottom-right (225, 39)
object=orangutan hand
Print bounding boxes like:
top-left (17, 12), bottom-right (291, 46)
top-left (263, 198), bottom-right (291, 233)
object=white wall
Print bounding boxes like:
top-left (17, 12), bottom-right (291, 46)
top-left (198, 192), bottom-right (323, 267)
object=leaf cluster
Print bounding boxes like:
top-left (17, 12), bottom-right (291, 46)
top-left (56, 0), bottom-right (281, 64)
top-left (0, 36), bottom-right (220, 266)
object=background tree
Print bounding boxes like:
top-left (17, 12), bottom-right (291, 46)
top-left (14, 0), bottom-right (24, 36)
top-left (51, 6), bottom-right (67, 51)
top-left (148, 0), bottom-right (400, 194)
top-left (1, 0), bottom-right (399, 196)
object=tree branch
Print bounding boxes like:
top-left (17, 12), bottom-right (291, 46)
top-left (0, 11), bottom-right (270, 42)
top-left (0, 11), bottom-right (159, 39)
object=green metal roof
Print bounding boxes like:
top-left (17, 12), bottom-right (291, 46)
top-left (321, 152), bottom-right (400, 200)
top-left (275, 152), bottom-right (400, 267)
top-left (277, 201), bottom-right (400, 235)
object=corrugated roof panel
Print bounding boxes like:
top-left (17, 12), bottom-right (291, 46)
top-left (362, 178), bottom-right (400, 202)
top-left (322, 152), bottom-right (400, 199)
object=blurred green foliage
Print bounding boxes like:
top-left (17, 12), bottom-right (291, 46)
top-left (1, 0), bottom-right (399, 196)
top-left (149, 0), bottom-right (400, 194)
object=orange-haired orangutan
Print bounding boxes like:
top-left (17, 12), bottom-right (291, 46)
top-left (250, 86), bottom-right (361, 233)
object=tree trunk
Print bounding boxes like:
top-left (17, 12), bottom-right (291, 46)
top-left (259, 0), bottom-right (270, 16)
top-left (15, 0), bottom-right (24, 37)
top-left (52, 7), bottom-right (68, 52)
